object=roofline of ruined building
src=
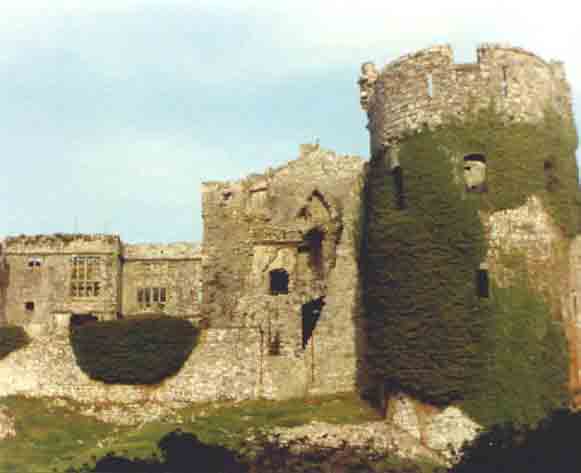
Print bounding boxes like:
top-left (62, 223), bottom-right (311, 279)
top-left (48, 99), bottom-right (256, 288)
top-left (201, 144), bottom-right (364, 189)
top-left (2, 234), bottom-right (202, 257)
top-left (380, 43), bottom-right (566, 75)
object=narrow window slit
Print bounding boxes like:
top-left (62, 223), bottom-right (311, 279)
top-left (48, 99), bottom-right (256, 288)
top-left (393, 166), bottom-right (406, 209)
top-left (477, 268), bottom-right (489, 298)
top-left (427, 73), bottom-right (434, 98)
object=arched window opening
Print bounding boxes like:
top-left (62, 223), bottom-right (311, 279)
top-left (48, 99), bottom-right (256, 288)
top-left (270, 269), bottom-right (289, 295)
top-left (302, 228), bottom-right (325, 276)
top-left (463, 154), bottom-right (487, 193)
top-left (393, 166), bottom-right (406, 209)
top-left (302, 297), bottom-right (325, 349)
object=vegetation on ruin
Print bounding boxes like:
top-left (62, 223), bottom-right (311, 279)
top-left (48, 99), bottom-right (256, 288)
top-left (69, 316), bottom-right (199, 385)
top-left (0, 326), bottom-right (30, 360)
top-left (364, 107), bottom-right (574, 427)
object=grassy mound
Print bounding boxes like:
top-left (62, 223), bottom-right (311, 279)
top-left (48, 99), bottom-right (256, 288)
top-left (70, 316), bottom-right (199, 385)
top-left (0, 326), bottom-right (30, 360)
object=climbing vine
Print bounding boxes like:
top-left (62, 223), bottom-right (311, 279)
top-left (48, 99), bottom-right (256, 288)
top-left (364, 106), bottom-right (576, 426)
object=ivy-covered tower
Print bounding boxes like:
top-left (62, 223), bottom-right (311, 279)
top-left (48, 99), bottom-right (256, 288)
top-left (360, 44), bottom-right (579, 427)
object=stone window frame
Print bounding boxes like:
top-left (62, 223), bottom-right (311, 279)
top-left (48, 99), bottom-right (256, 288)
top-left (137, 286), bottom-right (167, 310)
top-left (70, 256), bottom-right (101, 299)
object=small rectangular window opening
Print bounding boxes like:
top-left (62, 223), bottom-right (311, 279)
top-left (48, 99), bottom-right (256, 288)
top-left (427, 73), bottom-right (434, 98)
top-left (25, 301), bottom-right (35, 312)
top-left (477, 269), bottom-right (489, 298)
top-left (393, 166), bottom-right (406, 210)
top-left (501, 66), bottom-right (508, 97)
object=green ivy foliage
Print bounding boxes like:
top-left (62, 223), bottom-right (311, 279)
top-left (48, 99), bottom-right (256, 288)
top-left (364, 108), bottom-right (575, 426)
top-left (70, 316), bottom-right (199, 385)
top-left (0, 326), bottom-right (30, 360)
top-left (462, 276), bottom-right (569, 427)
top-left (364, 131), bottom-right (488, 406)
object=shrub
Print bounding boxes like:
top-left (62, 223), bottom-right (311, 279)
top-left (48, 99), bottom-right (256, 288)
top-left (0, 326), bottom-right (30, 360)
top-left (70, 316), bottom-right (199, 384)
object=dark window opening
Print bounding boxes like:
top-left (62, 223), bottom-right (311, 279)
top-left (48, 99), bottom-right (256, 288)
top-left (464, 154), bottom-right (487, 193)
top-left (303, 228), bottom-right (325, 276)
top-left (544, 160), bottom-right (558, 191)
top-left (137, 286), bottom-right (167, 310)
top-left (25, 301), bottom-right (34, 312)
top-left (270, 269), bottom-right (289, 295)
top-left (476, 269), bottom-right (489, 298)
top-left (393, 166), bottom-right (406, 209)
top-left (27, 258), bottom-right (41, 268)
top-left (302, 297), bottom-right (325, 349)
top-left (70, 313), bottom-right (98, 327)
top-left (268, 331), bottom-right (282, 356)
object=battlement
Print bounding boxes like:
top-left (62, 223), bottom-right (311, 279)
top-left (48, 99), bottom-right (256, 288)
top-left (361, 44), bottom-right (574, 151)
top-left (4, 234), bottom-right (122, 255)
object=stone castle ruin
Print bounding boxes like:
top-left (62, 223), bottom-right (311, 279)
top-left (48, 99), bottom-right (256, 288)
top-left (0, 43), bottom-right (580, 412)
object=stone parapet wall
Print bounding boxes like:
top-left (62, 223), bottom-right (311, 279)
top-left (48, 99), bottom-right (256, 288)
top-left (366, 44), bottom-right (573, 153)
top-left (122, 242), bottom-right (201, 260)
top-left (4, 234), bottom-right (122, 255)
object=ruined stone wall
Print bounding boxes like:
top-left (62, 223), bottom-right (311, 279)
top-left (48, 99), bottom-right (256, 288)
top-left (3, 235), bottom-right (122, 334)
top-left (365, 44), bottom-right (574, 154)
top-left (202, 144), bottom-right (367, 398)
top-left (0, 328), bottom-right (262, 404)
top-left (121, 243), bottom-right (202, 318)
top-left (568, 237), bottom-right (581, 393)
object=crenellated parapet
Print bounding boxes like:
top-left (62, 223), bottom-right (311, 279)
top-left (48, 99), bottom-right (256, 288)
top-left (361, 44), bottom-right (574, 154)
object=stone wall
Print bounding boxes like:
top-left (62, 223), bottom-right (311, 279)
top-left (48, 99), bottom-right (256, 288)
top-left (364, 44), bottom-right (574, 154)
top-left (121, 243), bottom-right (202, 318)
top-left (3, 234), bottom-right (122, 333)
top-left (202, 144), bottom-right (367, 398)
top-left (0, 327), bottom-right (262, 404)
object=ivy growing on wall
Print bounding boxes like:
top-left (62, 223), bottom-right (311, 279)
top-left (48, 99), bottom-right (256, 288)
top-left (70, 316), bottom-right (199, 385)
top-left (364, 107), bottom-right (575, 427)
top-left (0, 326), bottom-right (30, 360)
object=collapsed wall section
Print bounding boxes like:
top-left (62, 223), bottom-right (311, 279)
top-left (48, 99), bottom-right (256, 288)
top-left (201, 144), bottom-right (367, 398)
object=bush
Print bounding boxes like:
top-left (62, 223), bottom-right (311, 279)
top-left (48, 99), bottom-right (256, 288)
top-left (451, 409), bottom-right (581, 473)
top-left (70, 316), bottom-right (199, 384)
top-left (0, 326), bottom-right (30, 360)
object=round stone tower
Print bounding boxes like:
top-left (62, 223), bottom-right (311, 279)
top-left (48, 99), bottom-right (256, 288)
top-left (360, 44), bottom-right (580, 427)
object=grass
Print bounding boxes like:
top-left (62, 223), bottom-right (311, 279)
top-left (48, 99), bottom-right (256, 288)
top-left (0, 393), bottom-right (382, 473)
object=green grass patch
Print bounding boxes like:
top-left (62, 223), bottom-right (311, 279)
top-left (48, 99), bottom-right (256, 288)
top-left (0, 396), bottom-right (124, 473)
top-left (0, 393), bottom-right (382, 473)
top-left (0, 326), bottom-right (30, 360)
top-left (70, 316), bottom-right (199, 385)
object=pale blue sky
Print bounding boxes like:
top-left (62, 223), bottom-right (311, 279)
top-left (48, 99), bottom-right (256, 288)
top-left (1, 1), bottom-right (578, 242)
